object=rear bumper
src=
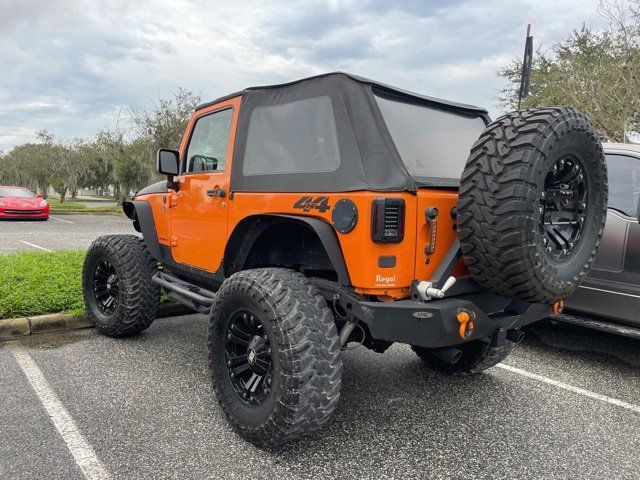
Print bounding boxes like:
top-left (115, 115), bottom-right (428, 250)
top-left (313, 279), bottom-right (552, 349)
top-left (358, 293), bottom-right (551, 348)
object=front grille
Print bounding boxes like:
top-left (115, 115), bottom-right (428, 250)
top-left (5, 210), bottom-right (42, 215)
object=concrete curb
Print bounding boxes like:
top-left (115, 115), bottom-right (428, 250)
top-left (0, 302), bottom-right (195, 340)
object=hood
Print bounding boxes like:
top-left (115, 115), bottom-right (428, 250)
top-left (0, 196), bottom-right (43, 208)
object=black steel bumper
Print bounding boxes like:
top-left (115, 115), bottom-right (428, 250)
top-left (313, 279), bottom-right (553, 349)
top-left (359, 294), bottom-right (551, 348)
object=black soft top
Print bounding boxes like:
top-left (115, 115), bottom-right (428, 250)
top-left (196, 72), bottom-right (488, 118)
top-left (198, 72), bottom-right (490, 192)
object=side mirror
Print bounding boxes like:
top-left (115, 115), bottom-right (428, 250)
top-left (157, 149), bottom-right (180, 176)
top-left (36, 193), bottom-right (42, 198)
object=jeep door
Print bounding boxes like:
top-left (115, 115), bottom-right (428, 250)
top-left (169, 97), bottom-right (240, 272)
top-left (565, 151), bottom-right (640, 326)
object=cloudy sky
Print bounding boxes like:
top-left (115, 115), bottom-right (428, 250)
top-left (0, 0), bottom-right (607, 152)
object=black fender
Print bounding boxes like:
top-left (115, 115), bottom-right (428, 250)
top-left (123, 200), bottom-right (162, 261)
top-left (224, 214), bottom-right (351, 286)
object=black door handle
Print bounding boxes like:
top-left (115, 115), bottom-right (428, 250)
top-left (207, 188), bottom-right (226, 198)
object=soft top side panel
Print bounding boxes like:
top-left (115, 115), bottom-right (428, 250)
top-left (230, 74), bottom-right (413, 193)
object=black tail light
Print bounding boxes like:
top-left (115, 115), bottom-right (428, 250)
top-left (371, 198), bottom-right (405, 243)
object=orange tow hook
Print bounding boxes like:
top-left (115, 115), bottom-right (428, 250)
top-left (553, 300), bottom-right (565, 315)
top-left (457, 309), bottom-right (476, 340)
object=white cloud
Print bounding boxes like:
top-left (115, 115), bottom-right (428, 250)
top-left (0, 0), bottom-right (607, 151)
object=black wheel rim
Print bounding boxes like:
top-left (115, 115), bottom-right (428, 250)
top-left (538, 156), bottom-right (587, 260)
top-left (225, 310), bottom-right (273, 406)
top-left (93, 260), bottom-right (119, 314)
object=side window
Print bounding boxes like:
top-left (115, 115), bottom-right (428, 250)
top-left (242, 96), bottom-right (341, 176)
top-left (184, 108), bottom-right (233, 173)
top-left (606, 154), bottom-right (640, 217)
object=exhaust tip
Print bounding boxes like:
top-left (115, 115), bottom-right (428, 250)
top-left (451, 349), bottom-right (462, 363)
top-left (506, 329), bottom-right (525, 344)
top-left (430, 347), bottom-right (462, 364)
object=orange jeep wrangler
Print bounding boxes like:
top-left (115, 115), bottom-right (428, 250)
top-left (82, 73), bottom-right (607, 447)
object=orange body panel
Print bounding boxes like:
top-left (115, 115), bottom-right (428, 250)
top-left (148, 95), bottom-right (466, 299)
top-left (168, 97), bottom-right (241, 271)
top-left (414, 190), bottom-right (468, 281)
top-left (229, 190), bottom-right (462, 298)
top-left (145, 194), bottom-right (171, 244)
top-left (229, 191), bottom-right (415, 297)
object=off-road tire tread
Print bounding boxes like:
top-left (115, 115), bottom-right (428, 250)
top-left (208, 268), bottom-right (342, 448)
top-left (457, 107), bottom-right (607, 303)
top-left (82, 234), bottom-right (160, 337)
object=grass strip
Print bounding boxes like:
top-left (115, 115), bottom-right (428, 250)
top-left (48, 199), bottom-right (121, 213)
top-left (0, 249), bottom-right (171, 319)
top-left (0, 250), bottom-right (86, 318)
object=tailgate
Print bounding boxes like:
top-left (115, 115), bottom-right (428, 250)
top-left (414, 189), bottom-right (467, 281)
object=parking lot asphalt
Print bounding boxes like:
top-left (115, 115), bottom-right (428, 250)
top-left (1, 317), bottom-right (638, 480)
top-left (0, 215), bottom-right (135, 253)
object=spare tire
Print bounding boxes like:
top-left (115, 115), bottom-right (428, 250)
top-left (457, 107), bottom-right (607, 304)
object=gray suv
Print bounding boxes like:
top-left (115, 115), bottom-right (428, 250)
top-left (554, 143), bottom-right (640, 338)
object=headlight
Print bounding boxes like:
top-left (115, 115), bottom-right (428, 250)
top-left (40, 199), bottom-right (47, 207)
top-left (0, 201), bottom-right (5, 206)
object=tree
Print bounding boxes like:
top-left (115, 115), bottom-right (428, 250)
top-left (1, 89), bottom-right (201, 200)
top-left (94, 129), bottom-right (150, 204)
top-left (77, 140), bottom-right (115, 196)
top-left (49, 142), bottom-right (71, 202)
top-left (130, 88), bottom-right (201, 181)
top-left (48, 138), bottom-right (90, 202)
top-left (0, 151), bottom-right (17, 185)
top-left (131, 88), bottom-right (201, 152)
top-left (1, 131), bottom-right (57, 197)
top-left (497, 0), bottom-right (640, 142)
top-left (94, 129), bottom-right (128, 204)
top-left (113, 154), bottom-right (148, 203)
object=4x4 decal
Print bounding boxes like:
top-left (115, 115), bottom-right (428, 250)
top-left (293, 196), bottom-right (331, 213)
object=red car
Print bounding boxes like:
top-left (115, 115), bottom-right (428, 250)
top-left (0, 186), bottom-right (49, 220)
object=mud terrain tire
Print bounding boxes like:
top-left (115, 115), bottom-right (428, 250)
top-left (458, 107), bottom-right (607, 304)
top-left (208, 268), bottom-right (342, 448)
top-left (82, 235), bottom-right (160, 337)
top-left (412, 340), bottom-right (516, 375)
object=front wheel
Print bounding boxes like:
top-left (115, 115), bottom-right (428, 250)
top-left (82, 235), bottom-right (160, 337)
top-left (208, 268), bottom-right (342, 448)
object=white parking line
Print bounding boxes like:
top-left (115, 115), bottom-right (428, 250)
top-left (49, 216), bottom-right (74, 224)
top-left (19, 241), bottom-right (53, 252)
top-left (8, 343), bottom-right (111, 480)
top-left (496, 363), bottom-right (640, 414)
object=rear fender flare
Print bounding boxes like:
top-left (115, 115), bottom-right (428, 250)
top-left (224, 214), bottom-right (351, 286)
